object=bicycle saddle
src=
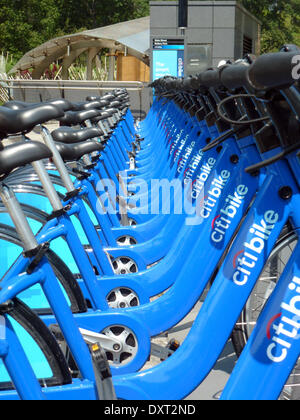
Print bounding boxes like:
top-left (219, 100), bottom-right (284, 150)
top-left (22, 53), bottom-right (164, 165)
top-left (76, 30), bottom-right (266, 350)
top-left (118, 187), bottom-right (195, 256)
top-left (97, 100), bottom-right (110, 108)
top-left (110, 101), bottom-right (121, 109)
top-left (3, 99), bottom-right (74, 112)
top-left (72, 101), bottom-right (106, 112)
top-left (102, 94), bottom-right (115, 101)
top-left (85, 97), bottom-right (110, 108)
top-left (100, 110), bottom-right (115, 119)
top-left (58, 109), bottom-right (101, 126)
top-left (55, 140), bottom-right (103, 162)
top-left (0, 104), bottom-right (64, 138)
top-left (86, 96), bottom-right (101, 101)
top-left (51, 126), bottom-right (103, 144)
top-left (107, 108), bottom-right (119, 114)
top-left (0, 141), bottom-right (52, 177)
top-left (101, 108), bottom-right (118, 118)
top-left (90, 114), bottom-right (110, 123)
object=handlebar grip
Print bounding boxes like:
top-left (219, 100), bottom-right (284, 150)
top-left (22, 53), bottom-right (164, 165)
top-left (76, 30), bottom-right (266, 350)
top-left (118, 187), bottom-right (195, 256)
top-left (182, 76), bottom-right (200, 91)
top-left (280, 44), bottom-right (300, 53)
top-left (248, 51), bottom-right (299, 90)
top-left (164, 79), bottom-right (181, 90)
top-left (198, 69), bottom-right (221, 88)
top-left (219, 64), bottom-right (249, 90)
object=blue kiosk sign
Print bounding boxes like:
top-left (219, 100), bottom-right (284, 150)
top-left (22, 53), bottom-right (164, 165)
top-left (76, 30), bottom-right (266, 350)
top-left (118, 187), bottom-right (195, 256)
top-left (152, 38), bottom-right (185, 81)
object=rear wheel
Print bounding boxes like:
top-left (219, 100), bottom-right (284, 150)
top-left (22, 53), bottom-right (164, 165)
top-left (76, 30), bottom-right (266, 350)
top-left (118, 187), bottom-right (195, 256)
top-left (231, 226), bottom-right (299, 400)
top-left (0, 224), bottom-right (87, 315)
top-left (0, 298), bottom-right (71, 391)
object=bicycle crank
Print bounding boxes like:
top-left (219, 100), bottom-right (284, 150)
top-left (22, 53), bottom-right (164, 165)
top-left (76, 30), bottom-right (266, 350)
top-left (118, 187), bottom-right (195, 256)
top-left (107, 287), bottom-right (140, 308)
top-left (112, 256), bottom-right (138, 275)
top-left (117, 235), bottom-right (138, 246)
top-left (101, 325), bottom-right (138, 366)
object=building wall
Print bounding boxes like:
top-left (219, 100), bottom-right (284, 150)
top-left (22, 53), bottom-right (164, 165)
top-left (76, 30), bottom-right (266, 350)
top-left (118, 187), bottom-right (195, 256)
top-left (150, 1), bottom-right (261, 78)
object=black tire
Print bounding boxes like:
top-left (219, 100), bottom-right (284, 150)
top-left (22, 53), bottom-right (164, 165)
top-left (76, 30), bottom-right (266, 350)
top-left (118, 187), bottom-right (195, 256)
top-left (44, 249), bottom-right (87, 314)
top-left (0, 224), bottom-right (87, 315)
top-left (231, 225), bottom-right (299, 399)
top-left (0, 298), bottom-right (72, 391)
top-left (231, 226), bottom-right (297, 356)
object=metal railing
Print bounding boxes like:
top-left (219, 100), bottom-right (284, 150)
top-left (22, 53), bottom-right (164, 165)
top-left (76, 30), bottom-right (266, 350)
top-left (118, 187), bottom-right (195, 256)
top-left (0, 78), bottom-right (152, 119)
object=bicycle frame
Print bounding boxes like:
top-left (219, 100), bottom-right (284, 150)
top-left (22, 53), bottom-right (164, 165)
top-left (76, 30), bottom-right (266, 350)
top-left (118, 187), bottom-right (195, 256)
top-left (110, 153), bottom-right (300, 400)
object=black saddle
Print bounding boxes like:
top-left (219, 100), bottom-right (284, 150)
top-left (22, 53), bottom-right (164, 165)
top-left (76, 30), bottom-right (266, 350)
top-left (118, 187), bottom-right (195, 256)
top-left (56, 140), bottom-right (103, 162)
top-left (4, 99), bottom-right (74, 112)
top-left (90, 114), bottom-right (110, 124)
top-left (110, 101), bottom-right (122, 109)
top-left (52, 126), bottom-right (103, 144)
top-left (86, 96), bottom-right (100, 102)
top-left (0, 104), bottom-right (64, 139)
top-left (0, 141), bottom-right (52, 178)
top-left (58, 109), bottom-right (101, 126)
top-left (102, 94), bottom-right (115, 101)
top-left (97, 100), bottom-right (110, 108)
top-left (105, 108), bottom-right (119, 115)
top-left (101, 110), bottom-right (116, 119)
top-left (72, 101), bottom-right (106, 112)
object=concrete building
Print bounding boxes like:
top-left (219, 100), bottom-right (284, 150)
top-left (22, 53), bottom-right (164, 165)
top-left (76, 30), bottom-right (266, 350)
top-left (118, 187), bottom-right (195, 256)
top-left (150, 1), bottom-right (261, 80)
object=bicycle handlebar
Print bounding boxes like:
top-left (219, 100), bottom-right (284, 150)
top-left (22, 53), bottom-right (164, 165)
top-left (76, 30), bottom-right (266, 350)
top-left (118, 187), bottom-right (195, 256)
top-left (152, 47), bottom-right (300, 93)
top-left (218, 51), bottom-right (300, 90)
top-left (219, 64), bottom-right (249, 90)
top-left (198, 69), bottom-right (221, 88)
top-left (248, 51), bottom-right (299, 90)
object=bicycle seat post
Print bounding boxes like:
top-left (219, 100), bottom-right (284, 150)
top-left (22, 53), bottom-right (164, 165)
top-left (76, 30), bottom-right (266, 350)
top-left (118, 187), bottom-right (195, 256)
top-left (84, 117), bottom-right (108, 144)
top-left (31, 160), bottom-right (63, 213)
top-left (0, 184), bottom-right (38, 253)
top-left (39, 125), bottom-right (77, 194)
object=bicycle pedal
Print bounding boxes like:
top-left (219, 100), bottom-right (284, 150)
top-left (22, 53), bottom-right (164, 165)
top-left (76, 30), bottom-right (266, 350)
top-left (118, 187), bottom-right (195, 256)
top-left (167, 339), bottom-right (180, 353)
top-left (151, 339), bottom-right (181, 361)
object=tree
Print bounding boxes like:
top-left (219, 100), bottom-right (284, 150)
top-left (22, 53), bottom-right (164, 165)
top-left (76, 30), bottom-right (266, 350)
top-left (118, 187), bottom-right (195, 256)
top-left (241, 0), bottom-right (300, 52)
top-left (0, 0), bottom-right (150, 60)
top-left (0, 0), bottom-right (64, 60)
top-left (56, 0), bottom-right (149, 35)
top-left (0, 0), bottom-right (299, 61)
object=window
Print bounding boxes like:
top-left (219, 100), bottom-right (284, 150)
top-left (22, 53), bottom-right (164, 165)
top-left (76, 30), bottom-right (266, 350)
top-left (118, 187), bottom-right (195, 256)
top-left (243, 36), bottom-right (253, 56)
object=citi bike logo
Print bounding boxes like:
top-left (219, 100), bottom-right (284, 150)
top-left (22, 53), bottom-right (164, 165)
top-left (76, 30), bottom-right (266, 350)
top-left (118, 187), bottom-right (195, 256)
top-left (169, 129), bottom-right (183, 155)
top-left (166, 124), bottom-right (176, 143)
top-left (211, 184), bottom-right (249, 243)
top-left (190, 157), bottom-right (217, 199)
top-left (183, 150), bottom-right (204, 184)
top-left (233, 210), bottom-right (279, 287)
top-left (177, 141), bottom-right (195, 173)
top-left (197, 169), bottom-right (231, 219)
top-left (173, 134), bottom-right (190, 163)
top-left (266, 276), bottom-right (300, 363)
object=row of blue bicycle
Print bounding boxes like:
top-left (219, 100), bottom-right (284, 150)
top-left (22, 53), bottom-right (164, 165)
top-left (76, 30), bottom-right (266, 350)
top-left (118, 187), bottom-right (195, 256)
top-left (0, 43), bottom-right (299, 400)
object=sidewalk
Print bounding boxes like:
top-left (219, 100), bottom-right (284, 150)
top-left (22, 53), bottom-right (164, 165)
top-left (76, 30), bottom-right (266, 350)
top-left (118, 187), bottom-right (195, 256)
top-left (145, 299), bottom-right (237, 400)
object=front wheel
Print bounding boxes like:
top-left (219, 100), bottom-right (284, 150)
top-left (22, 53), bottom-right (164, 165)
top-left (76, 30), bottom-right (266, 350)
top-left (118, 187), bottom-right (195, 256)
top-left (231, 225), bottom-right (299, 400)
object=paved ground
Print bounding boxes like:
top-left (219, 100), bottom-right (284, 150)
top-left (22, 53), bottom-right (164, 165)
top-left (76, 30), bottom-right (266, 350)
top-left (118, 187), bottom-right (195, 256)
top-left (145, 299), bottom-right (237, 400)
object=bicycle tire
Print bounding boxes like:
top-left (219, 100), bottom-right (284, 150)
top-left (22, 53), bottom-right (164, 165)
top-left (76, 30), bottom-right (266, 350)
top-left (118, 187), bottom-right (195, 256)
top-left (231, 225), bottom-right (299, 399)
top-left (0, 224), bottom-right (87, 315)
top-left (0, 297), bottom-right (72, 391)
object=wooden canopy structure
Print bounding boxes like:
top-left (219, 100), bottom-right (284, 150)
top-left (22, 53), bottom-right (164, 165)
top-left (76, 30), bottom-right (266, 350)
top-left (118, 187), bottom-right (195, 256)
top-left (10, 17), bottom-right (150, 80)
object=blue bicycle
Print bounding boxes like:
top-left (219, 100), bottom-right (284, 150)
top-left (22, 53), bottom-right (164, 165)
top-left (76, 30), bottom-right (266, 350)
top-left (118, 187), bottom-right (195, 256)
top-left (0, 46), bottom-right (299, 400)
